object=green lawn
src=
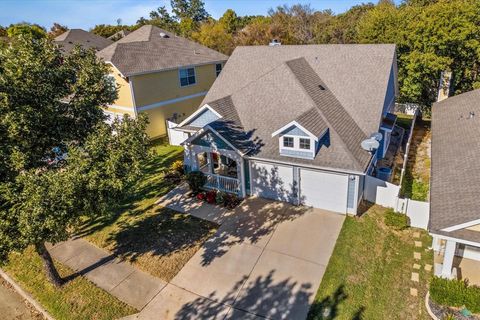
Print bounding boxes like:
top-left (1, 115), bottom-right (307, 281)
top-left (3, 247), bottom-right (136, 320)
top-left (81, 139), bottom-right (218, 281)
top-left (308, 205), bottom-right (433, 320)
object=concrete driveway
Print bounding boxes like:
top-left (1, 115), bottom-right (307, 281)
top-left (138, 197), bottom-right (345, 320)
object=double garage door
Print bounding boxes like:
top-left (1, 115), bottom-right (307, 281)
top-left (250, 161), bottom-right (351, 214)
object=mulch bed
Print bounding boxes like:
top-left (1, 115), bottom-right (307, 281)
top-left (429, 297), bottom-right (480, 320)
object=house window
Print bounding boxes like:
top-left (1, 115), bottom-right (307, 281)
top-left (299, 138), bottom-right (310, 150)
top-left (179, 67), bottom-right (196, 87)
top-left (283, 136), bottom-right (294, 148)
top-left (215, 63), bottom-right (222, 77)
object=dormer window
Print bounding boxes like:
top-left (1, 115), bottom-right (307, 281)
top-left (299, 138), bottom-right (310, 150)
top-left (283, 136), bottom-right (294, 148)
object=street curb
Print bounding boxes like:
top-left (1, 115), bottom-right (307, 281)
top-left (0, 268), bottom-right (54, 320)
top-left (425, 291), bottom-right (440, 320)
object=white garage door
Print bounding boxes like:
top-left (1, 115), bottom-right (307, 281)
top-left (300, 169), bottom-right (349, 213)
top-left (251, 161), bottom-right (295, 203)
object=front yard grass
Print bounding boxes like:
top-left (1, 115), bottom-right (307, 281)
top-left (3, 247), bottom-right (136, 320)
top-left (80, 139), bottom-right (218, 281)
top-left (308, 205), bottom-right (433, 320)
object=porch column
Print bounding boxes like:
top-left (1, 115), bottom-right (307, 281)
top-left (239, 157), bottom-right (246, 198)
top-left (207, 152), bottom-right (214, 174)
top-left (432, 236), bottom-right (441, 253)
top-left (441, 240), bottom-right (456, 279)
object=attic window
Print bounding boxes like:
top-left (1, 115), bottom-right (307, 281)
top-left (318, 84), bottom-right (325, 90)
top-left (299, 138), bottom-right (311, 150)
top-left (283, 137), bottom-right (294, 148)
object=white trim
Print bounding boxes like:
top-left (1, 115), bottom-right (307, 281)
top-left (177, 102), bottom-right (221, 127)
top-left (430, 233), bottom-right (480, 248)
top-left (107, 104), bottom-right (134, 112)
top-left (123, 60), bottom-right (228, 77)
top-left (182, 125), bottom-right (244, 156)
top-left (271, 121), bottom-right (319, 141)
top-left (442, 218), bottom-right (480, 232)
top-left (136, 91), bottom-right (208, 112)
top-left (129, 77), bottom-right (138, 118)
top-left (246, 155), bottom-right (365, 175)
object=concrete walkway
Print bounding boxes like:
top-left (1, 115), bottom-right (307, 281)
top-left (140, 188), bottom-right (345, 320)
top-left (48, 239), bottom-right (167, 310)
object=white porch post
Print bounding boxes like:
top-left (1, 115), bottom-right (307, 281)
top-left (441, 240), bottom-right (457, 279)
top-left (240, 158), bottom-right (246, 197)
top-left (207, 152), bottom-right (214, 174)
top-left (432, 236), bottom-right (441, 253)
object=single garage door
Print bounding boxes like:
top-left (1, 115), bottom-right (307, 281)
top-left (300, 169), bottom-right (349, 213)
top-left (251, 161), bottom-right (295, 203)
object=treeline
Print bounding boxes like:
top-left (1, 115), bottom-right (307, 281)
top-left (2, 0), bottom-right (479, 107)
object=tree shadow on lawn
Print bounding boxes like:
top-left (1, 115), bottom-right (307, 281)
top-left (307, 285), bottom-right (365, 320)
top-left (76, 148), bottom-right (182, 238)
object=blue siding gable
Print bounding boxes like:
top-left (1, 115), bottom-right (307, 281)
top-left (280, 125), bottom-right (309, 137)
top-left (382, 65), bottom-right (396, 115)
top-left (188, 108), bottom-right (220, 127)
top-left (191, 130), bottom-right (233, 150)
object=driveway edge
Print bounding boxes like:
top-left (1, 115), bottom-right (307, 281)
top-left (0, 268), bottom-right (55, 320)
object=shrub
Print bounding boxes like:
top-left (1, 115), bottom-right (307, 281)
top-left (224, 193), bottom-right (241, 209)
top-left (206, 190), bottom-right (217, 204)
top-left (384, 209), bottom-right (409, 230)
top-left (186, 171), bottom-right (206, 194)
top-left (171, 160), bottom-right (184, 175)
top-left (196, 192), bottom-right (206, 201)
top-left (430, 276), bottom-right (480, 313)
top-left (216, 191), bottom-right (226, 205)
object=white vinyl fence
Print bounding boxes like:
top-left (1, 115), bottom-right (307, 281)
top-left (364, 175), bottom-right (430, 229)
top-left (167, 120), bottom-right (189, 146)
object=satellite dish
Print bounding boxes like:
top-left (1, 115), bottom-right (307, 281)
top-left (370, 132), bottom-right (383, 141)
top-left (361, 138), bottom-right (380, 152)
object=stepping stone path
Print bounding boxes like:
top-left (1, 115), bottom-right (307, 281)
top-left (410, 233), bottom-right (423, 300)
top-left (410, 288), bottom-right (418, 297)
top-left (424, 264), bottom-right (432, 272)
top-left (411, 272), bottom-right (419, 282)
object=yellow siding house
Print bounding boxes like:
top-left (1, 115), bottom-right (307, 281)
top-left (97, 25), bottom-right (228, 139)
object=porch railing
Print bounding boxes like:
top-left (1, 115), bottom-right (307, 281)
top-left (204, 173), bottom-right (240, 195)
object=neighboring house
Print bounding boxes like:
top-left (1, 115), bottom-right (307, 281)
top-left (430, 89), bottom-right (480, 283)
top-left (54, 29), bottom-right (113, 54)
top-left (176, 44), bottom-right (398, 215)
top-left (96, 25), bottom-right (229, 139)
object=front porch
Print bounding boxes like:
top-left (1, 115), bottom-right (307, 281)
top-left (433, 237), bottom-right (480, 286)
top-left (184, 141), bottom-right (246, 197)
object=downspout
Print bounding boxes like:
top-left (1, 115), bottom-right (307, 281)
top-left (129, 76), bottom-right (138, 118)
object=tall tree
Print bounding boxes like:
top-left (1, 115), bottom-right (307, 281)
top-left (48, 22), bottom-right (68, 38)
top-left (144, 6), bottom-right (178, 31)
top-left (0, 35), bottom-right (149, 286)
top-left (7, 23), bottom-right (46, 39)
top-left (193, 20), bottom-right (234, 54)
top-left (219, 9), bottom-right (240, 34)
top-left (171, 0), bottom-right (210, 22)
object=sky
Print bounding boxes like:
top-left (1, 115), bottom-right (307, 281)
top-left (0, 0), bottom-right (385, 30)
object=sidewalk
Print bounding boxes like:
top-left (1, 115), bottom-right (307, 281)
top-left (48, 238), bottom-right (167, 310)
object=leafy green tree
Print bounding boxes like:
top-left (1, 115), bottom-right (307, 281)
top-left (171, 0), bottom-right (210, 22)
top-left (48, 23), bottom-right (68, 38)
top-left (147, 6), bottom-right (178, 31)
top-left (219, 9), bottom-right (240, 34)
top-left (0, 26), bottom-right (6, 37)
top-left (178, 17), bottom-right (198, 38)
top-left (193, 21), bottom-right (234, 54)
top-left (91, 24), bottom-right (129, 38)
top-left (0, 35), bottom-right (149, 286)
top-left (7, 23), bottom-right (46, 39)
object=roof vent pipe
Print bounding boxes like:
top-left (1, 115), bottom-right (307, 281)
top-left (269, 39), bottom-right (281, 46)
top-left (159, 32), bottom-right (169, 38)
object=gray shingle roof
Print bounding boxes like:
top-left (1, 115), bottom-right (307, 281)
top-left (97, 25), bottom-right (228, 76)
top-left (295, 108), bottom-right (328, 138)
top-left (54, 29), bottom-right (113, 54)
top-left (429, 89), bottom-right (480, 240)
top-left (184, 44), bottom-right (395, 172)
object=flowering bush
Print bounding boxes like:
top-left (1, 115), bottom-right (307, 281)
top-left (206, 190), bottom-right (217, 204)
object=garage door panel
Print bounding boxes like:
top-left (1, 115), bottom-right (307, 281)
top-left (300, 169), bottom-right (348, 214)
top-left (251, 162), bottom-right (295, 203)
